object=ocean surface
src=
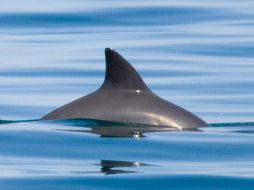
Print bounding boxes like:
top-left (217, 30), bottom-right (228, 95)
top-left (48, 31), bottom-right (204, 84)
top-left (0, 0), bottom-right (254, 189)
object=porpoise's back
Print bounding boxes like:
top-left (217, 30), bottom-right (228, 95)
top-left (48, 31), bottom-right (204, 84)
top-left (42, 48), bottom-right (208, 129)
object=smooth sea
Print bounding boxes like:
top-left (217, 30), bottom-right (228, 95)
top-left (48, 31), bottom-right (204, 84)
top-left (0, 1), bottom-right (254, 189)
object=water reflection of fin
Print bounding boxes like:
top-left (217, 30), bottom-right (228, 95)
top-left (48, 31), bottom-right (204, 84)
top-left (99, 160), bottom-right (149, 175)
top-left (90, 126), bottom-right (172, 138)
top-left (50, 119), bottom-right (199, 138)
top-left (54, 125), bottom-right (180, 138)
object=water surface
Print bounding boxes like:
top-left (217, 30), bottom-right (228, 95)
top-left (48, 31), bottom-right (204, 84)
top-left (0, 0), bottom-right (254, 189)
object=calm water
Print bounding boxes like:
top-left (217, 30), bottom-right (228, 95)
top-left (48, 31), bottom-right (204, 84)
top-left (0, 0), bottom-right (254, 189)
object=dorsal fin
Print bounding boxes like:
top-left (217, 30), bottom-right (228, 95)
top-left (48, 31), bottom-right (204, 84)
top-left (100, 48), bottom-right (150, 91)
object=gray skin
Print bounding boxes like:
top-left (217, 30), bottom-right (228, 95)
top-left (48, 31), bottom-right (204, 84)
top-left (41, 48), bottom-right (208, 130)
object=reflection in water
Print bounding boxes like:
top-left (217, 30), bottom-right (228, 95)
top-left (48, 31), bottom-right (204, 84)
top-left (49, 119), bottom-right (254, 137)
top-left (45, 118), bottom-right (200, 138)
top-left (55, 127), bottom-right (159, 138)
top-left (99, 160), bottom-right (149, 175)
top-left (1, 118), bottom-right (200, 137)
top-left (0, 159), bottom-right (149, 176)
top-left (41, 119), bottom-right (254, 136)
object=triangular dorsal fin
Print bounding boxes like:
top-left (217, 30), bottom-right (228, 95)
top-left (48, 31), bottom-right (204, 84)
top-left (100, 48), bottom-right (150, 91)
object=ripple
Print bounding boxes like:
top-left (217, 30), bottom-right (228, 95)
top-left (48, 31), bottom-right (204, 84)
top-left (0, 7), bottom-right (236, 28)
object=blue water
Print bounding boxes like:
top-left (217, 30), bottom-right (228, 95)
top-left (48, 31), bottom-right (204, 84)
top-left (1, 1), bottom-right (254, 189)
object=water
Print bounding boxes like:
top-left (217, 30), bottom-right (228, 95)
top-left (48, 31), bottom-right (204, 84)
top-left (0, 0), bottom-right (254, 189)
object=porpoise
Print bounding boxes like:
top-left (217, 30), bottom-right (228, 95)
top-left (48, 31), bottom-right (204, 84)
top-left (41, 48), bottom-right (208, 130)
